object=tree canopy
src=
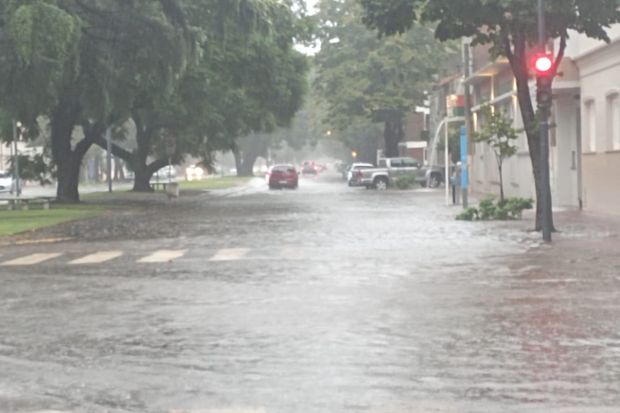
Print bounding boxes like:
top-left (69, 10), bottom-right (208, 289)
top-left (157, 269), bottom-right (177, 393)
top-left (314, 0), bottom-right (455, 157)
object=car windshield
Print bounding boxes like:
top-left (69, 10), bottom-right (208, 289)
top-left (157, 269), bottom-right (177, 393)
top-left (0, 171), bottom-right (11, 178)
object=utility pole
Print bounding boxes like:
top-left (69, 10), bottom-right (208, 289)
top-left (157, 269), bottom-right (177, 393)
top-left (462, 42), bottom-right (472, 208)
top-left (537, 0), bottom-right (553, 242)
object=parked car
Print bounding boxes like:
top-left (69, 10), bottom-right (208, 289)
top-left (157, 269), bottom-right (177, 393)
top-left (356, 157), bottom-right (445, 190)
top-left (347, 163), bottom-right (375, 187)
top-left (266, 164), bottom-right (298, 189)
top-left (0, 170), bottom-right (16, 194)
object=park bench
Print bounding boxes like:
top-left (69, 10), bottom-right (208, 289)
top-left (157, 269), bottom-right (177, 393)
top-left (0, 196), bottom-right (55, 211)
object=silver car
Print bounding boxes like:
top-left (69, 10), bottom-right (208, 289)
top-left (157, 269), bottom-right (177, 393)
top-left (0, 170), bottom-right (15, 194)
top-left (347, 163), bottom-right (375, 187)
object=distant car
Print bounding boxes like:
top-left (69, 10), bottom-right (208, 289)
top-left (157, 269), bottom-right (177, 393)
top-left (347, 163), bottom-right (375, 187)
top-left (301, 163), bottom-right (318, 176)
top-left (267, 164), bottom-right (298, 189)
top-left (0, 170), bottom-right (16, 194)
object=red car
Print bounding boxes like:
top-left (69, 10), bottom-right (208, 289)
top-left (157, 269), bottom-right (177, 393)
top-left (267, 164), bottom-right (299, 189)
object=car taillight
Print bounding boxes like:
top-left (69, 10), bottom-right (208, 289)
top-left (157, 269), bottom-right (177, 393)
top-left (356, 170), bottom-right (363, 178)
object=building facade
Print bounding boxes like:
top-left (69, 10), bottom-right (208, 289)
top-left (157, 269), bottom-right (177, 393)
top-left (571, 27), bottom-right (620, 215)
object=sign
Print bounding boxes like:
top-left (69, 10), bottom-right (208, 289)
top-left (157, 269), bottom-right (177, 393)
top-left (460, 126), bottom-right (469, 189)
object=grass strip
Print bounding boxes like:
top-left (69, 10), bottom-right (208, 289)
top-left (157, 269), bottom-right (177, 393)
top-left (0, 205), bottom-right (106, 236)
top-left (178, 176), bottom-right (251, 190)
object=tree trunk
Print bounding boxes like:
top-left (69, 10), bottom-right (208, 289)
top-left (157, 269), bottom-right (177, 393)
top-left (238, 154), bottom-right (258, 177)
top-left (133, 164), bottom-right (154, 192)
top-left (506, 35), bottom-right (555, 232)
top-left (384, 115), bottom-right (402, 158)
top-left (498, 163), bottom-right (505, 203)
top-left (233, 149), bottom-right (242, 175)
top-left (50, 94), bottom-right (82, 203)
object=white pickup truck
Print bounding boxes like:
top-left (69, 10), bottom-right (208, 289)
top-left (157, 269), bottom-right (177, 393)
top-left (355, 157), bottom-right (445, 190)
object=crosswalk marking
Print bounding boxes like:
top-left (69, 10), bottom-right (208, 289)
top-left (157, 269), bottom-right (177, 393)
top-left (170, 409), bottom-right (267, 413)
top-left (70, 251), bottom-right (123, 265)
top-left (137, 249), bottom-right (187, 263)
top-left (209, 248), bottom-right (250, 262)
top-left (1, 253), bottom-right (62, 266)
top-left (280, 247), bottom-right (306, 260)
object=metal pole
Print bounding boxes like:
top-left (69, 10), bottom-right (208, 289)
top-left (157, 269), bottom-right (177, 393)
top-left (462, 42), bottom-right (472, 208)
top-left (538, 0), bottom-right (552, 242)
top-left (12, 121), bottom-right (20, 197)
top-left (106, 126), bottom-right (112, 193)
top-left (445, 122), bottom-right (450, 205)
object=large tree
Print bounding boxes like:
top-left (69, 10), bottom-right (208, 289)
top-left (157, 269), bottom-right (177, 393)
top-left (313, 0), bottom-right (454, 158)
top-left (358, 0), bottom-right (620, 229)
top-left (95, 0), bottom-right (309, 185)
top-left (0, 0), bottom-right (192, 202)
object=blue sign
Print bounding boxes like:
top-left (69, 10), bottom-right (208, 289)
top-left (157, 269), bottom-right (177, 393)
top-left (460, 126), bottom-right (469, 189)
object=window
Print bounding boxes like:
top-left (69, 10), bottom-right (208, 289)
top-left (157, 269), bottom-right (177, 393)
top-left (401, 158), bottom-right (419, 168)
top-left (584, 99), bottom-right (597, 153)
top-left (607, 93), bottom-right (620, 151)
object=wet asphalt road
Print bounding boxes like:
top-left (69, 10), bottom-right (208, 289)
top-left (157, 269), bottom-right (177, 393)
top-left (1, 175), bottom-right (619, 413)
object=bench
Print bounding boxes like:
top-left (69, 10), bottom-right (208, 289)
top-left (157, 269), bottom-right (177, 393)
top-left (150, 181), bottom-right (172, 191)
top-left (0, 196), bottom-right (55, 211)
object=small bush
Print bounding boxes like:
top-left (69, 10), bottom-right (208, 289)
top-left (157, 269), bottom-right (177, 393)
top-left (456, 197), bottom-right (533, 221)
top-left (478, 198), bottom-right (496, 220)
top-left (456, 207), bottom-right (479, 221)
top-left (394, 175), bottom-right (417, 190)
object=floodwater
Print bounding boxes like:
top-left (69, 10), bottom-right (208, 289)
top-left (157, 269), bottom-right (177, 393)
top-left (0, 174), bottom-right (619, 413)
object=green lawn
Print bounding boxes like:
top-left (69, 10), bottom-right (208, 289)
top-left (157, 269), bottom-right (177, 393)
top-left (0, 205), bottom-right (106, 236)
top-left (179, 176), bottom-right (251, 190)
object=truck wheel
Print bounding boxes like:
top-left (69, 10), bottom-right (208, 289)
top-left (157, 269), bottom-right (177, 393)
top-left (429, 174), bottom-right (441, 188)
top-left (374, 177), bottom-right (388, 191)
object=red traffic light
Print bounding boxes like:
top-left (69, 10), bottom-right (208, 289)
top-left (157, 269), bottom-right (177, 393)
top-left (534, 54), bottom-right (553, 75)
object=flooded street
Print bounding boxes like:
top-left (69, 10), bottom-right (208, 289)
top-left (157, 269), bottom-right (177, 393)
top-left (1, 176), bottom-right (619, 413)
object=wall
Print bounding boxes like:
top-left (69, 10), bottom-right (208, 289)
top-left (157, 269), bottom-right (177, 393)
top-left (576, 38), bottom-right (620, 215)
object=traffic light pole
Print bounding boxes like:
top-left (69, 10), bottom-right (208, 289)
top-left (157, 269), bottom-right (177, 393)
top-left (538, 0), bottom-right (553, 242)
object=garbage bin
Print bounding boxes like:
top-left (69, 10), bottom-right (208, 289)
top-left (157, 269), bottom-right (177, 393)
top-left (166, 182), bottom-right (180, 199)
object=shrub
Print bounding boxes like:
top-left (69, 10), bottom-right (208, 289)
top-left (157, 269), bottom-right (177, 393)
top-left (456, 197), bottom-right (534, 221)
top-left (456, 207), bottom-right (479, 221)
top-left (394, 175), bottom-right (417, 190)
top-left (478, 198), bottom-right (496, 220)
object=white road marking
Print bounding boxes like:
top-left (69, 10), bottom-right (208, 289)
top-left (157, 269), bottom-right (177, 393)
top-left (170, 409), bottom-right (267, 413)
top-left (1, 253), bottom-right (62, 266)
top-left (137, 249), bottom-right (187, 263)
top-left (209, 248), bottom-right (250, 262)
top-left (70, 251), bottom-right (123, 265)
top-left (280, 247), bottom-right (306, 260)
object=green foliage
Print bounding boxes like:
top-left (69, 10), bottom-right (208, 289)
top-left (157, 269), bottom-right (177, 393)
top-left (394, 175), bottom-right (417, 190)
top-left (474, 107), bottom-right (519, 162)
top-left (474, 107), bottom-right (519, 201)
top-left (314, 0), bottom-right (456, 153)
top-left (456, 207), bottom-right (479, 221)
top-left (456, 197), bottom-right (534, 221)
top-left (358, 0), bottom-right (620, 48)
top-left (8, 154), bottom-right (52, 185)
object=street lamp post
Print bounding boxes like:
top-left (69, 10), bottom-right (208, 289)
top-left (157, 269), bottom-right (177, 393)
top-left (12, 120), bottom-right (21, 197)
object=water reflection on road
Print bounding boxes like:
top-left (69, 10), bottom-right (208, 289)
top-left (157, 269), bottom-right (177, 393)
top-left (0, 175), bottom-right (619, 413)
